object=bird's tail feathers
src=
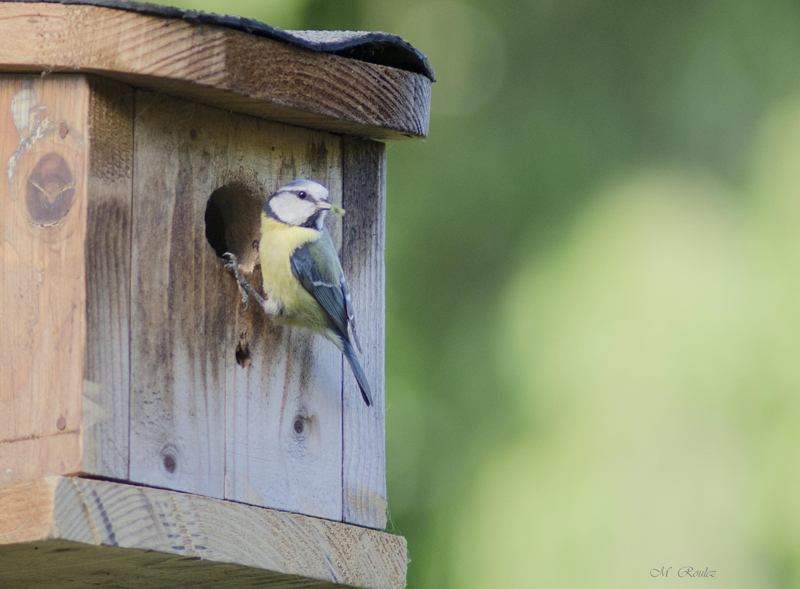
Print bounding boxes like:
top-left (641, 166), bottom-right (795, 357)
top-left (341, 338), bottom-right (372, 406)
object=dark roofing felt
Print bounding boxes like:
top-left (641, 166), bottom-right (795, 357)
top-left (3, 0), bottom-right (435, 81)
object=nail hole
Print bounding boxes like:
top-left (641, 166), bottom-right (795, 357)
top-left (293, 417), bottom-right (305, 435)
top-left (56, 415), bottom-right (66, 431)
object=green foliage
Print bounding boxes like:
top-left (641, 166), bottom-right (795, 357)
top-left (300, 0), bottom-right (364, 31)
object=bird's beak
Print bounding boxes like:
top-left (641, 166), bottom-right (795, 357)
top-left (318, 199), bottom-right (345, 215)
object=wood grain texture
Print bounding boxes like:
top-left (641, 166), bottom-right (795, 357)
top-left (130, 92), bottom-right (347, 520)
top-left (129, 92), bottom-right (229, 498)
top-left (0, 74), bottom-right (88, 480)
top-left (0, 477), bottom-right (408, 589)
top-left (0, 432), bottom-right (81, 485)
top-left (0, 477), bottom-right (57, 544)
top-left (82, 76), bottom-right (134, 479)
top-left (224, 114), bottom-right (345, 519)
top-left (1, 73), bottom-right (394, 543)
top-left (341, 138), bottom-right (387, 529)
top-left (0, 2), bottom-right (431, 141)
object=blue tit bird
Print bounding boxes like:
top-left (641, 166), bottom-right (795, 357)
top-left (223, 179), bottom-right (372, 406)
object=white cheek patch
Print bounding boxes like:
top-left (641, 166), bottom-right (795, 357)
top-left (269, 193), bottom-right (316, 226)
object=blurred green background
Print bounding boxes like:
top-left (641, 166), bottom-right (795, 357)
top-left (168, 0), bottom-right (800, 586)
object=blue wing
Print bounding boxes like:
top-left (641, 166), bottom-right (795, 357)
top-left (290, 230), bottom-right (371, 405)
top-left (290, 231), bottom-right (349, 339)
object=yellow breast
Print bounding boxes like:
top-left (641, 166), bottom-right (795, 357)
top-left (258, 215), bottom-right (327, 328)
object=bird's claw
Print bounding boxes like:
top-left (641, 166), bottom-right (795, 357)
top-left (222, 251), bottom-right (238, 268)
top-left (238, 287), bottom-right (250, 309)
top-left (223, 252), bottom-right (251, 309)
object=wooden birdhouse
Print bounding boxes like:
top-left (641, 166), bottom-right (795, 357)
top-left (0, 1), bottom-right (432, 587)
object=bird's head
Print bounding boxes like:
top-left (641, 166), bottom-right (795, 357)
top-left (264, 179), bottom-right (333, 230)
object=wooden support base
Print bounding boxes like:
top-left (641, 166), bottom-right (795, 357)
top-left (0, 477), bottom-right (407, 589)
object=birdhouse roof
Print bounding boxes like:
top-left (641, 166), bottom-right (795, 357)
top-left (0, 0), bottom-right (433, 139)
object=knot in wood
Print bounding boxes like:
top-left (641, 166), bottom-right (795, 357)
top-left (161, 449), bottom-right (178, 474)
top-left (25, 152), bottom-right (75, 227)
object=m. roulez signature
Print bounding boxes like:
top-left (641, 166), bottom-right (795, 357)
top-left (651, 567), bottom-right (716, 578)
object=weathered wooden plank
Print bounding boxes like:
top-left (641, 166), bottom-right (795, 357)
top-left (341, 138), bottom-right (387, 529)
top-left (129, 92), bottom-right (229, 498)
top-left (0, 477), bottom-right (57, 544)
top-left (82, 76), bottom-right (134, 480)
top-left (0, 477), bottom-right (408, 589)
top-left (0, 432), bottom-right (82, 485)
top-left (129, 92), bottom-right (346, 517)
top-left (0, 74), bottom-right (88, 480)
top-left (0, 2), bottom-right (431, 140)
top-left (223, 115), bottom-right (344, 519)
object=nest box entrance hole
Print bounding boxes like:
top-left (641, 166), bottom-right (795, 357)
top-left (204, 181), bottom-right (265, 368)
top-left (204, 181), bottom-right (263, 271)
